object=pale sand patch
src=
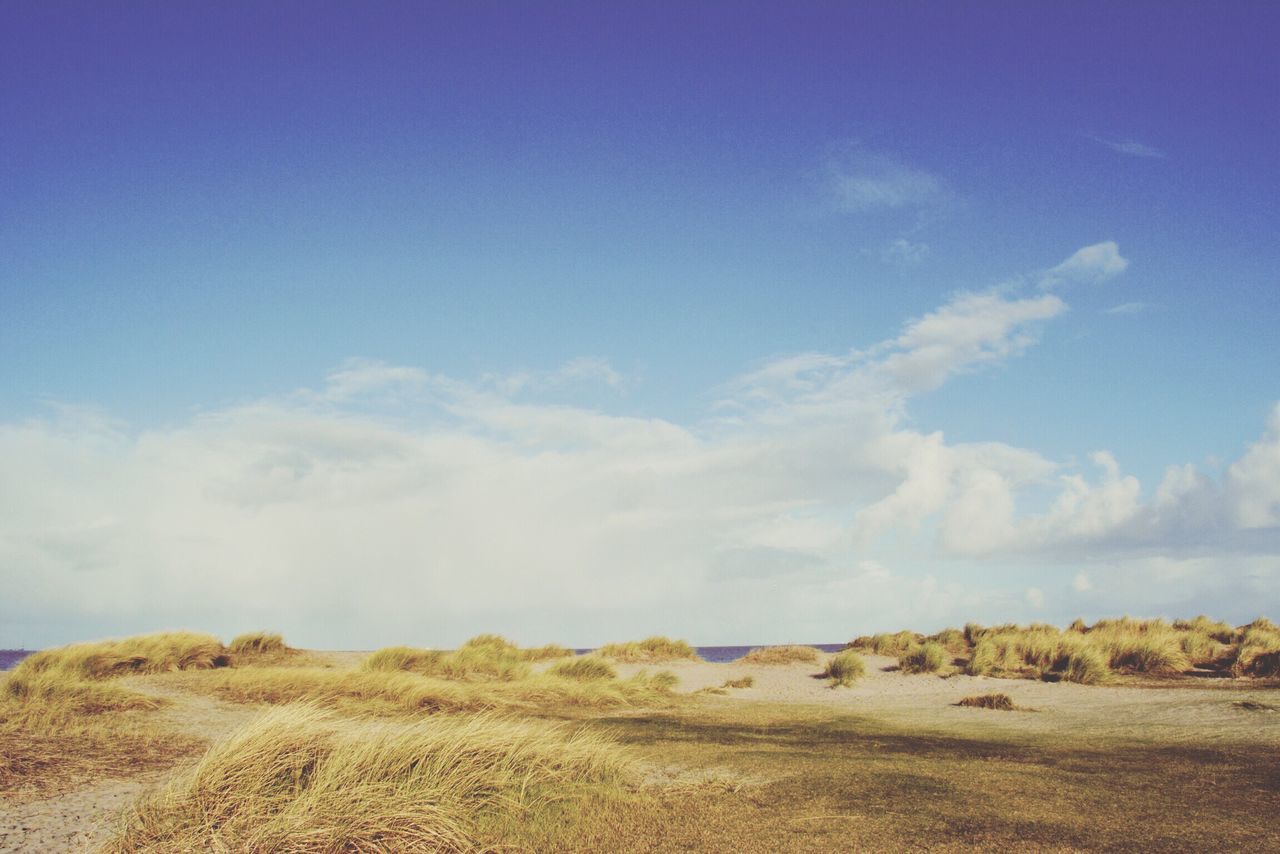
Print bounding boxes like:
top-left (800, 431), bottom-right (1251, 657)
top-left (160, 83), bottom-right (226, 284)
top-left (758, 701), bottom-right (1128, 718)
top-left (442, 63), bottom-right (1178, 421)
top-left (612, 652), bottom-right (1280, 746)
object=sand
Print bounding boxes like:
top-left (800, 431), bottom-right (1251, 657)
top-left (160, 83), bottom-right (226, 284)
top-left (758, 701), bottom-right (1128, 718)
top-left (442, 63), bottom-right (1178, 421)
top-left (3, 651), bottom-right (1276, 851)
top-left (613, 652), bottom-right (1280, 746)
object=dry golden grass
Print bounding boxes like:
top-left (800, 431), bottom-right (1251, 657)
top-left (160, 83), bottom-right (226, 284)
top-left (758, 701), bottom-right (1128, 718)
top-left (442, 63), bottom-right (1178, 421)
top-left (12, 632), bottom-right (228, 683)
top-left (736, 645), bottom-right (820, 665)
top-left (361, 645), bottom-right (444, 674)
top-left (956, 693), bottom-right (1016, 711)
top-left (848, 630), bottom-right (921, 657)
top-left (227, 631), bottom-right (287, 656)
top-left (822, 650), bottom-right (865, 687)
top-left (722, 675), bottom-right (755, 689)
top-left (0, 670), bottom-right (200, 798)
top-left (361, 637), bottom-right (574, 682)
top-left (106, 704), bottom-right (635, 852)
top-left (191, 664), bottom-right (678, 715)
top-left (597, 636), bottom-right (701, 663)
top-left (548, 656), bottom-right (617, 681)
top-left (899, 641), bottom-right (948, 674)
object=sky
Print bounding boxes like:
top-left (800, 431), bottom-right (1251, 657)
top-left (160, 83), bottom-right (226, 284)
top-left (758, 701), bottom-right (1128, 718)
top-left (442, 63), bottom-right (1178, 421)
top-left (2, 2), bottom-right (1279, 649)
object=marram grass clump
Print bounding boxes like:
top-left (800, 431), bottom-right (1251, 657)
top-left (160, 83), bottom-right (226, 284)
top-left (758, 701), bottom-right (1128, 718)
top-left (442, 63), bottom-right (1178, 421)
top-left (597, 636), bottom-right (701, 663)
top-left (822, 650), bottom-right (866, 687)
top-left (736, 645), bottom-right (820, 665)
top-left (105, 704), bottom-right (635, 853)
top-left (13, 632), bottom-right (228, 683)
top-left (899, 642), bottom-right (948, 674)
top-left (722, 675), bottom-right (754, 689)
top-left (957, 693), bottom-right (1016, 711)
top-left (548, 656), bottom-right (617, 681)
top-left (362, 646), bottom-right (445, 674)
top-left (360, 636), bottom-right (574, 683)
top-left (228, 631), bottom-right (289, 657)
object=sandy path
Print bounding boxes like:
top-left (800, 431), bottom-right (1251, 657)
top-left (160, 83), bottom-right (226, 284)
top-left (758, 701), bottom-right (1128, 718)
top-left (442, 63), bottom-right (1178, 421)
top-left (0, 680), bottom-right (254, 853)
top-left (615, 653), bottom-right (1280, 746)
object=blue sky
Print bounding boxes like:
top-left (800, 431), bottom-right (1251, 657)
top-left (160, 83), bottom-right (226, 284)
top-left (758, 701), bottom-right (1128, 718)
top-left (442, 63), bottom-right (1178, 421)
top-left (2, 3), bottom-right (1278, 648)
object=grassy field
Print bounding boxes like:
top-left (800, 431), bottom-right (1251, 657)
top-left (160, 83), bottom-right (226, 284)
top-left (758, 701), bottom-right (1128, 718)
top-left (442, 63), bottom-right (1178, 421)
top-left (2, 623), bottom-right (1278, 851)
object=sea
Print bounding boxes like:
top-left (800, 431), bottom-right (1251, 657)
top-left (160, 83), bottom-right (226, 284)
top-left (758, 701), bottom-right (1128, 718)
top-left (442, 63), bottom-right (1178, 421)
top-left (0, 650), bottom-right (34, 671)
top-left (0, 643), bottom-right (848, 671)
top-left (577, 643), bottom-right (848, 664)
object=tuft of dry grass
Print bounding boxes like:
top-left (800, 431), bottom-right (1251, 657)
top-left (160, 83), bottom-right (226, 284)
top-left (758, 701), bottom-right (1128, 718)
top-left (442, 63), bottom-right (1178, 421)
top-left (597, 636), bottom-right (701, 663)
top-left (194, 664), bottom-right (677, 715)
top-left (848, 630), bottom-right (921, 657)
top-left (105, 704), bottom-right (635, 852)
top-left (956, 693), bottom-right (1016, 711)
top-left (822, 650), bottom-right (865, 687)
top-left (12, 632), bottom-right (228, 684)
top-left (361, 638), bottom-right (575, 682)
top-left (361, 645), bottom-right (445, 674)
top-left (227, 631), bottom-right (290, 658)
top-left (899, 642), bottom-right (948, 674)
top-left (548, 656), bottom-right (617, 681)
top-left (1232, 625), bottom-right (1280, 677)
top-left (736, 645), bottom-right (820, 665)
top-left (722, 675), bottom-right (754, 689)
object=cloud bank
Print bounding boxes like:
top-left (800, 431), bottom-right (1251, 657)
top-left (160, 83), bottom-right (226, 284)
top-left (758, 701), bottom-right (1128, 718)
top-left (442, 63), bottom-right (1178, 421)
top-left (3, 244), bottom-right (1277, 649)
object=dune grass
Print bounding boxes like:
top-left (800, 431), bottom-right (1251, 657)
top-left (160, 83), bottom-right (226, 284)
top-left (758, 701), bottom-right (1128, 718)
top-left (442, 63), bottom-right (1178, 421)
top-left (899, 642), bottom-right (948, 674)
top-left (736, 645), bottom-right (820, 665)
top-left (12, 632), bottom-right (228, 684)
top-left (360, 636), bottom-right (574, 682)
top-left (822, 650), bottom-right (865, 687)
top-left (848, 630), bottom-right (921, 657)
top-left (106, 704), bottom-right (635, 852)
top-left (194, 664), bottom-right (678, 715)
top-left (597, 636), bottom-right (700, 663)
top-left (548, 656), bottom-right (617, 681)
top-left (361, 645), bottom-right (445, 674)
top-left (956, 693), bottom-right (1016, 711)
top-left (722, 675), bottom-right (754, 689)
top-left (1233, 623), bottom-right (1280, 677)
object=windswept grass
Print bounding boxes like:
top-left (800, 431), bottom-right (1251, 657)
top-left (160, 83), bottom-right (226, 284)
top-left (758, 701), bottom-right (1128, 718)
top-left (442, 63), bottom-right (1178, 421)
top-left (956, 693), bottom-right (1016, 711)
top-left (597, 636), bottom-right (700, 663)
top-left (548, 656), bottom-right (617, 681)
top-left (899, 642), bottom-right (948, 674)
top-left (362, 637), bottom-right (574, 682)
top-left (736, 645), bottom-right (820, 665)
top-left (847, 630), bottom-right (921, 657)
top-left (227, 631), bottom-right (290, 657)
top-left (13, 632), bottom-right (228, 683)
top-left (197, 665), bottom-right (677, 715)
top-left (361, 646), bottom-right (445, 674)
top-left (106, 704), bottom-right (635, 852)
top-left (722, 675), bottom-right (755, 689)
top-left (822, 650), bottom-right (865, 687)
top-left (1233, 623), bottom-right (1280, 677)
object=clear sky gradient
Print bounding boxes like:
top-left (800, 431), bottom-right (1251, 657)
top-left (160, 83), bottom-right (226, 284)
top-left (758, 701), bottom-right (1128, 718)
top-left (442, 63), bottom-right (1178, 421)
top-left (3, 3), bottom-right (1278, 648)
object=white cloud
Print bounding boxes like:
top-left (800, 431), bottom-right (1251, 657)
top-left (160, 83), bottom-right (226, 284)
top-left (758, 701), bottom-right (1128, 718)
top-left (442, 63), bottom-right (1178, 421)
top-left (1042, 241), bottom-right (1129, 288)
top-left (1105, 302), bottom-right (1147, 315)
top-left (1087, 135), bottom-right (1166, 159)
top-left (1072, 572), bottom-right (1093, 592)
top-left (882, 238), bottom-right (930, 265)
top-left (3, 245), bottom-right (1277, 648)
top-left (823, 146), bottom-right (945, 212)
top-left (1228, 404), bottom-right (1280, 528)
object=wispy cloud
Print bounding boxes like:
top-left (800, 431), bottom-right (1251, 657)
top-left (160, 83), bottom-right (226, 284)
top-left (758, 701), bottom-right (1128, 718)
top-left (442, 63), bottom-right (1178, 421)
top-left (822, 144), bottom-right (946, 212)
top-left (1105, 302), bottom-right (1148, 316)
top-left (3, 244), bottom-right (1276, 648)
top-left (882, 238), bottom-right (930, 265)
top-left (1086, 134), bottom-right (1166, 159)
top-left (1041, 241), bottom-right (1129, 288)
